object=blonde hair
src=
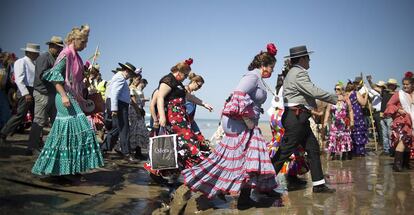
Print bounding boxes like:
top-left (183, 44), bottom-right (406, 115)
top-left (65, 24), bottom-right (90, 45)
top-left (188, 72), bottom-right (204, 84)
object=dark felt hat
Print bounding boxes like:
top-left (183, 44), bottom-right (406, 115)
top-left (284, 45), bottom-right (314, 59)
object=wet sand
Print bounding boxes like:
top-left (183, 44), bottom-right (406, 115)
top-left (1, 125), bottom-right (413, 215)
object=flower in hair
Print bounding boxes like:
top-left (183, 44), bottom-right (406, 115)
top-left (185, 58), bottom-right (193, 66)
top-left (84, 60), bottom-right (91, 69)
top-left (405, 71), bottom-right (413, 78)
top-left (267, 43), bottom-right (277, 56)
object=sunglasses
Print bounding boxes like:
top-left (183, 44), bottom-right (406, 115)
top-left (180, 72), bottom-right (189, 78)
top-left (195, 82), bottom-right (203, 88)
top-left (334, 88), bottom-right (342, 91)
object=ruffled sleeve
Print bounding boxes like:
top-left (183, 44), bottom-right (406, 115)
top-left (384, 92), bottom-right (413, 135)
top-left (221, 91), bottom-right (255, 120)
top-left (42, 57), bottom-right (66, 83)
top-left (384, 92), bottom-right (400, 118)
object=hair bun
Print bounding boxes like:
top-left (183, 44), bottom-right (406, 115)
top-left (405, 71), bottom-right (413, 78)
top-left (185, 58), bottom-right (193, 66)
top-left (266, 43), bottom-right (277, 56)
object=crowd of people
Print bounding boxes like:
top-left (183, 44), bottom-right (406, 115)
top-left (0, 24), bottom-right (413, 210)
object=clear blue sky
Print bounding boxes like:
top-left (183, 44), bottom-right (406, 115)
top-left (1, 0), bottom-right (413, 119)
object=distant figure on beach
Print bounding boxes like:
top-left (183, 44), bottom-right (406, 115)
top-left (182, 43), bottom-right (278, 210)
top-left (272, 45), bottom-right (339, 193)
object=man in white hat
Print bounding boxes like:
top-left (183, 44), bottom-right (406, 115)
top-left (0, 43), bottom-right (40, 146)
top-left (272, 45), bottom-right (340, 193)
top-left (25, 37), bottom-right (64, 155)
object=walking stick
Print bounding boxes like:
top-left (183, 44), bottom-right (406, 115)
top-left (366, 96), bottom-right (378, 151)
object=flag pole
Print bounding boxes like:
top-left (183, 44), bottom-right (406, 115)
top-left (90, 45), bottom-right (99, 69)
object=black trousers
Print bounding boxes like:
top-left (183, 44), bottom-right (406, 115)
top-left (0, 87), bottom-right (34, 137)
top-left (271, 109), bottom-right (324, 183)
top-left (102, 99), bottom-right (130, 155)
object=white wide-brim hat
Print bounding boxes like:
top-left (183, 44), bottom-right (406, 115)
top-left (21, 43), bottom-right (41, 53)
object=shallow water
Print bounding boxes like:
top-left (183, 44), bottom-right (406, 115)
top-left (1, 132), bottom-right (414, 214)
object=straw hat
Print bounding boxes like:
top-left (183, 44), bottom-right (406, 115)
top-left (387, 78), bottom-right (399, 87)
top-left (21, 43), bottom-right (40, 53)
top-left (375, 80), bottom-right (386, 87)
top-left (46, 36), bottom-right (64, 47)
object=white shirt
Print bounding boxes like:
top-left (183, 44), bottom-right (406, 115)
top-left (14, 56), bottom-right (36, 96)
top-left (130, 88), bottom-right (145, 108)
top-left (367, 88), bottom-right (382, 112)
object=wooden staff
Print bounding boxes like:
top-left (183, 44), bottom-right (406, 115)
top-left (361, 73), bottom-right (378, 151)
top-left (366, 94), bottom-right (378, 151)
top-left (90, 45), bottom-right (100, 68)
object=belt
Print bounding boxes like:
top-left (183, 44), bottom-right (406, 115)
top-left (286, 105), bottom-right (310, 116)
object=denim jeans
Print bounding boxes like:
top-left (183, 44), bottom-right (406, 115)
top-left (102, 99), bottom-right (130, 155)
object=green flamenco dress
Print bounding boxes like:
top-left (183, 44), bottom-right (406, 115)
top-left (32, 58), bottom-right (104, 176)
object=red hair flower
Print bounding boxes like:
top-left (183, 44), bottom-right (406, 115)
top-left (267, 43), bottom-right (277, 56)
top-left (405, 71), bottom-right (413, 78)
top-left (84, 60), bottom-right (91, 69)
top-left (185, 58), bottom-right (193, 66)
